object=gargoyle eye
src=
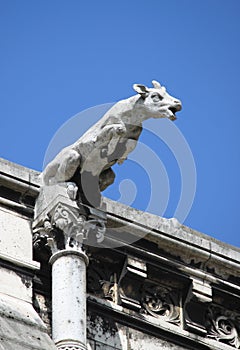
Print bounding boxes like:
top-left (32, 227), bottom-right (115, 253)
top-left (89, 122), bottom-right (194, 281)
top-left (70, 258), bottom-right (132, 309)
top-left (151, 93), bottom-right (163, 102)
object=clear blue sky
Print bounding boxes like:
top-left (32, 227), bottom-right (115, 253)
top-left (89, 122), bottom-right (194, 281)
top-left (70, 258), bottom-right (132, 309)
top-left (1, 1), bottom-right (240, 246)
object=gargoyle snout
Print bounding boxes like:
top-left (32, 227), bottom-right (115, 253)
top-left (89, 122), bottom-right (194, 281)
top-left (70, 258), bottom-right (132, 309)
top-left (173, 100), bottom-right (182, 112)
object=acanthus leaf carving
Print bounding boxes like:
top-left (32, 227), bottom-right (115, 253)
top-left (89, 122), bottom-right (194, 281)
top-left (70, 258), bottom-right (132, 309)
top-left (51, 203), bottom-right (87, 250)
top-left (206, 306), bottom-right (240, 348)
top-left (141, 285), bottom-right (180, 325)
top-left (33, 201), bottom-right (106, 257)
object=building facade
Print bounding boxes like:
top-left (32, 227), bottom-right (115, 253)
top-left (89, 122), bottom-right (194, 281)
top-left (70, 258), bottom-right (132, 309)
top-left (1, 157), bottom-right (240, 350)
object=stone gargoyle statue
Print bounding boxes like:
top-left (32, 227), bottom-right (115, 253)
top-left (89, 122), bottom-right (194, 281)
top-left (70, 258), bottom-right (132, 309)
top-left (41, 80), bottom-right (182, 208)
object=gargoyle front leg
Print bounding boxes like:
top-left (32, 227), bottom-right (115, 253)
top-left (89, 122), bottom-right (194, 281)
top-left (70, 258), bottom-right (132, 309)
top-left (97, 122), bottom-right (126, 141)
top-left (95, 122), bottom-right (127, 158)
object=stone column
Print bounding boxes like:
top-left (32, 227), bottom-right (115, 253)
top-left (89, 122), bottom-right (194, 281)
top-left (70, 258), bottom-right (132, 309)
top-left (33, 183), bottom-right (106, 350)
top-left (50, 249), bottom-right (88, 350)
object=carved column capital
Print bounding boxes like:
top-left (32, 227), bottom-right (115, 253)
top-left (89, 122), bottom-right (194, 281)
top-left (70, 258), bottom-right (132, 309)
top-left (33, 183), bottom-right (106, 258)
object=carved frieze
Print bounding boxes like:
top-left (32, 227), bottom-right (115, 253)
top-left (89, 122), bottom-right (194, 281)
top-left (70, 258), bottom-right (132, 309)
top-left (87, 253), bottom-right (182, 327)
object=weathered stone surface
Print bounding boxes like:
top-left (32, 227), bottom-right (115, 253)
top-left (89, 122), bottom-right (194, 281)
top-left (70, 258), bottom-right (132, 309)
top-left (0, 207), bottom-right (33, 263)
top-left (33, 292), bottom-right (52, 335)
top-left (0, 157), bottom-right (40, 187)
top-left (0, 158), bottom-right (56, 350)
top-left (0, 293), bottom-right (57, 350)
top-left (32, 176), bottom-right (107, 350)
top-left (40, 81), bottom-right (181, 208)
top-left (3, 158), bottom-right (240, 350)
top-left (0, 266), bottom-right (32, 303)
top-left (104, 197), bottom-right (240, 279)
top-left (87, 312), bottom-right (189, 350)
top-left (184, 276), bottom-right (212, 335)
top-left (51, 252), bottom-right (87, 350)
top-left (33, 183), bottom-right (106, 252)
top-left (3, 157), bottom-right (240, 280)
top-left (87, 295), bottom-right (240, 350)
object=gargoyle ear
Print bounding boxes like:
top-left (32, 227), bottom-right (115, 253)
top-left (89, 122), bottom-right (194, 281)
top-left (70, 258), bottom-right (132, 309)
top-left (133, 84), bottom-right (149, 98)
top-left (152, 80), bottom-right (161, 89)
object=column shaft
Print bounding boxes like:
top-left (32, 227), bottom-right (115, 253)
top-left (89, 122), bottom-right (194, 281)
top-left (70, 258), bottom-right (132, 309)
top-left (51, 251), bottom-right (88, 350)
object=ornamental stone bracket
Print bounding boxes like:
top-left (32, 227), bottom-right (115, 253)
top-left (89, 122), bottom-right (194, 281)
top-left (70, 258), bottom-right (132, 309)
top-left (32, 182), bottom-right (106, 254)
top-left (118, 256), bottom-right (147, 311)
top-left (183, 276), bottom-right (212, 336)
top-left (32, 182), bottom-right (106, 350)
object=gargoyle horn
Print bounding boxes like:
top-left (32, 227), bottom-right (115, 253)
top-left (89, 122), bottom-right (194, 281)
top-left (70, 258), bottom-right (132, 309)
top-left (152, 80), bottom-right (161, 89)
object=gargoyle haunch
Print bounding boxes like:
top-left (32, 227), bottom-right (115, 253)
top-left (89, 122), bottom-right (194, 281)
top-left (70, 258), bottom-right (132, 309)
top-left (41, 80), bottom-right (182, 207)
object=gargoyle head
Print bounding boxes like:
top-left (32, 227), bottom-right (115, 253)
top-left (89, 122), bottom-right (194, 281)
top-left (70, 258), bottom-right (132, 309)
top-left (133, 80), bottom-right (182, 121)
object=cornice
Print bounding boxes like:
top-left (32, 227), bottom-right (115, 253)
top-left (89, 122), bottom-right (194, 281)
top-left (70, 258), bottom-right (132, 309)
top-left (1, 157), bottom-right (240, 279)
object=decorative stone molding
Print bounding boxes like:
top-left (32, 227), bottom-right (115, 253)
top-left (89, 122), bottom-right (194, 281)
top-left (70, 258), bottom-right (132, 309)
top-left (57, 348), bottom-right (83, 350)
top-left (191, 276), bottom-right (212, 303)
top-left (57, 347), bottom-right (83, 350)
top-left (183, 276), bottom-right (212, 335)
top-left (206, 306), bottom-right (240, 348)
top-left (33, 182), bottom-right (106, 255)
top-left (100, 273), bottom-right (119, 304)
top-left (141, 285), bottom-right (180, 325)
top-left (118, 256), bottom-right (147, 310)
top-left (45, 203), bottom-right (105, 255)
top-left (87, 253), bottom-right (181, 327)
top-left (56, 340), bottom-right (87, 350)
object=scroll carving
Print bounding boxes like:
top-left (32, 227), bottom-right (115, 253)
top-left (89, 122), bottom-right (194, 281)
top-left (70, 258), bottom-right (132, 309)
top-left (33, 178), bottom-right (106, 258)
top-left (141, 285), bottom-right (180, 325)
top-left (33, 200), bottom-right (106, 256)
top-left (206, 306), bottom-right (240, 348)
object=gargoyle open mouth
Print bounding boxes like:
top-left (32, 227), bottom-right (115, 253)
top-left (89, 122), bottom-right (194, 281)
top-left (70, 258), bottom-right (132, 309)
top-left (168, 105), bottom-right (181, 121)
top-left (168, 106), bottom-right (178, 121)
